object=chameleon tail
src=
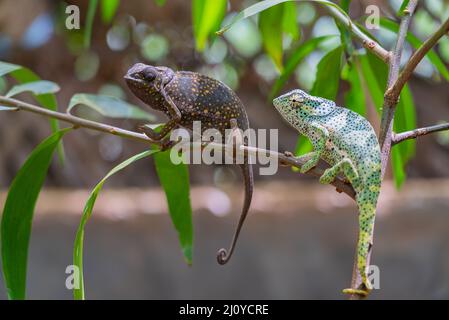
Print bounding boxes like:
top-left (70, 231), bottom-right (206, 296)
top-left (354, 187), bottom-right (379, 292)
top-left (217, 163), bottom-right (254, 265)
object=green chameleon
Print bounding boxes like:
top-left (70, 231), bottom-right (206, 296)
top-left (273, 89), bottom-right (381, 296)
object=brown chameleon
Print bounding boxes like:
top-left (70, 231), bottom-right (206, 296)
top-left (125, 63), bottom-right (253, 265)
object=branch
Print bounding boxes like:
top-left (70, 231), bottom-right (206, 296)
top-left (0, 96), bottom-right (156, 144)
top-left (323, 5), bottom-right (390, 62)
top-left (349, 0), bottom-right (419, 300)
top-left (379, 0), bottom-right (418, 162)
top-left (393, 123), bottom-right (449, 145)
top-left (386, 16), bottom-right (449, 101)
top-left (0, 95), bottom-right (356, 199)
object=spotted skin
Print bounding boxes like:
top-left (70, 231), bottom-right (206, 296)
top-left (125, 63), bottom-right (253, 265)
top-left (273, 89), bottom-right (381, 296)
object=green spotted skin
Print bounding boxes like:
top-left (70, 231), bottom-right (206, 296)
top-left (273, 89), bottom-right (381, 295)
top-left (125, 64), bottom-right (253, 266)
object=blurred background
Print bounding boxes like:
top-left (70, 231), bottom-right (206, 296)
top-left (0, 0), bottom-right (448, 299)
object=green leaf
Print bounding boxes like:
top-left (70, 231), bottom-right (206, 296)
top-left (397, 0), bottom-right (410, 17)
top-left (193, 0), bottom-right (227, 51)
top-left (395, 84), bottom-right (416, 162)
top-left (84, 0), bottom-right (99, 48)
top-left (1, 129), bottom-right (71, 300)
top-left (154, 0), bottom-right (167, 6)
top-left (6, 81), bottom-right (60, 98)
top-left (391, 146), bottom-right (406, 189)
top-left (379, 18), bottom-right (449, 82)
top-left (341, 58), bottom-right (366, 116)
top-left (359, 51), bottom-right (387, 113)
top-left (217, 0), bottom-right (351, 35)
top-left (259, 4), bottom-right (285, 71)
top-left (4, 63), bottom-right (65, 164)
top-left (154, 150), bottom-right (193, 264)
top-left (0, 61), bottom-right (21, 77)
top-left (340, 0), bottom-right (351, 12)
top-left (310, 45), bottom-right (343, 100)
top-left (270, 35), bottom-right (336, 99)
top-left (68, 94), bottom-right (156, 121)
top-left (73, 150), bottom-right (158, 300)
top-left (100, 0), bottom-right (120, 23)
top-left (282, 2), bottom-right (299, 40)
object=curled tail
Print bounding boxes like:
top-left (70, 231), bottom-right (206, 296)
top-left (217, 163), bottom-right (253, 265)
top-left (355, 187), bottom-right (380, 291)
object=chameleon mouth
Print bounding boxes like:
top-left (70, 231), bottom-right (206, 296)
top-left (272, 96), bottom-right (283, 109)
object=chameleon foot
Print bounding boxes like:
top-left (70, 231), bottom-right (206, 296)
top-left (138, 124), bottom-right (163, 141)
top-left (299, 158), bottom-right (318, 173)
top-left (342, 288), bottom-right (371, 297)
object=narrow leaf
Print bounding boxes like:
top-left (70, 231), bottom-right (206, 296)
top-left (154, 150), bottom-right (193, 264)
top-left (7, 65), bottom-right (65, 164)
top-left (270, 35), bottom-right (336, 99)
top-left (259, 4), bottom-right (284, 70)
top-left (217, 0), bottom-right (351, 35)
top-left (391, 146), bottom-right (406, 189)
top-left (68, 93), bottom-right (156, 121)
top-left (73, 149), bottom-right (159, 300)
top-left (0, 61), bottom-right (21, 77)
top-left (395, 84), bottom-right (416, 162)
top-left (6, 81), bottom-right (60, 98)
top-left (192, 0), bottom-right (227, 51)
top-left (342, 58), bottom-right (366, 116)
top-left (100, 0), bottom-right (120, 24)
top-left (311, 45), bottom-right (343, 100)
top-left (84, 0), bottom-right (99, 48)
top-left (1, 129), bottom-right (71, 300)
top-left (282, 2), bottom-right (299, 40)
top-left (397, 0), bottom-right (410, 17)
top-left (359, 52), bottom-right (387, 113)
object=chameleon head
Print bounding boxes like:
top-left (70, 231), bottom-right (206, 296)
top-left (272, 89), bottom-right (308, 115)
top-left (273, 89), bottom-right (335, 117)
top-left (124, 63), bottom-right (175, 110)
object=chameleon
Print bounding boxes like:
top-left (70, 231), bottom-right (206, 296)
top-left (272, 89), bottom-right (381, 296)
top-left (124, 63), bottom-right (253, 265)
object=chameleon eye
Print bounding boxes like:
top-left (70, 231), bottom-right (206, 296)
top-left (290, 95), bottom-right (303, 104)
top-left (142, 69), bottom-right (157, 82)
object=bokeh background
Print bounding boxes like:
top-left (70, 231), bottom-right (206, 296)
top-left (0, 0), bottom-right (448, 299)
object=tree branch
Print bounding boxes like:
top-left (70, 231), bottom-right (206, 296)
top-left (386, 16), bottom-right (449, 101)
top-left (379, 0), bottom-right (418, 167)
top-left (0, 95), bottom-right (356, 200)
top-left (323, 5), bottom-right (391, 62)
top-left (393, 123), bottom-right (449, 145)
top-left (0, 96), bottom-right (156, 144)
top-left (349, 0), bottom-right (419, 300)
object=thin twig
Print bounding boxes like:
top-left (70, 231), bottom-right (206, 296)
top-left (0, 95), bottom-right (356, 199)
top-left (393, 123), bottom-right (449, 145)
top-left (387, 17), bottom-right (449, 101)
top-left (349, 0), bottom-right (419, 300)
top-left (0, 96), bottom-right (155, 144)
top-left (379, 0), bottom-right (419, 171)
top-left (323, 4), bottom-right (390, 62)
